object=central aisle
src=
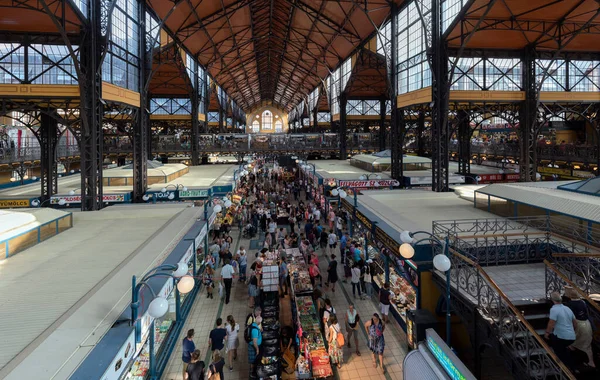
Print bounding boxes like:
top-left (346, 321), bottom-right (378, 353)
top-left (162, 208), bottom-right (407, 380)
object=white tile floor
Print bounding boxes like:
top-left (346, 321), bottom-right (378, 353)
top-left (485, 263), bottom-right (547, 302)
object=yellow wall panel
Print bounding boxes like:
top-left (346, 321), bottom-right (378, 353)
top-left (0, 84), bottom-right (79, 98)
top-left (449, 90), bottom-right (525, 102)
top-left (397, 87), bottom-right (432, 108)
top-left (102, 82), bottom-right (140, 107)
top-left (539, 91), bottom-right (600, 102)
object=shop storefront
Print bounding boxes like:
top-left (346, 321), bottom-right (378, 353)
top-left (341, 198), bottom-right (426, 332)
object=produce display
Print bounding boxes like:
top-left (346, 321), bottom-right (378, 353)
top-left (294, 296), bottom-right (332, 379)
top-left (286, 249), bottom-right (313, 296)
top-left (125, 346), bottom-right (149, 379)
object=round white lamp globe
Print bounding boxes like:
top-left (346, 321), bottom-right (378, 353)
top-left (359, 174), bottom-right (367, 180)
top-left (31, 199), bottom-right (40, 207)
top-left (331, 189), bottom-right (339, 197)
top-left (177, 275), bottom-right (195, 294)
top-left (32, 176), bottom-right (37, 181)
top-left (168, 193), bottom-right (175, 200)
top-left (399, 243), bottom-right (415, 259)
top-left (147, 297), bottom-right (169, 318)
top-left (339, 190), bottom-right (347, 199)
top-left (69, 190), bottom-right (75, 195)
top-left (400, 230), bottom-right (414, 244)
top-left (182, 186), bottom-right (188, 192)
top-left (433, 254), bottom-right (451, 272)
top-left (142, 194), bottom-right (149, 201)
top-left (161, 187), bottom-right (167, 193)
top-left (224, 200), bottom-right (232, 208)
top-left (9, 177), bottom-right (16, 182)
top-left (375, 174), bottom-right (381, 180)
top-left (173, 262), bottom-right (189, 277)
top-left (476, 176), bottom-right (482, 182)
top-left (214, 204), bottom-right (222, 213)
top-left (58, 199), bottom-right (67, 206)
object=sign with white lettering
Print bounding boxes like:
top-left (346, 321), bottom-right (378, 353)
top-left (195, 224), bottom-right (208, 248)
top-left (338, 179), bottom-right (400, 188)
top-left (179, 189), bottom-right (209, 198)
top-left (50, 194), bottom-right (125, 204)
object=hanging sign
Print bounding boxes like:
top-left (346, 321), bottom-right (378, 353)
top-left (179, 189), bottom-right (209, 198)
top-left (355, 210), bottom-right (372, 230)
top-left (0, 199), bottom-right (30, 208)
top-left (50, 194), bottom-right (126, 204)
top-left (338, 179), bottom-right (399, 188)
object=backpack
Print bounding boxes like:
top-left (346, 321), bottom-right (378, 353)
top-left (244, 314), bottom-right (257, 343)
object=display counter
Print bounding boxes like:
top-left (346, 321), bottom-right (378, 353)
top-left (286, 248), bottom-right (313, 297)
top-left (372, 258), bottom-right (417, 329)
top-left (293, 296), bottom-right (332, 379)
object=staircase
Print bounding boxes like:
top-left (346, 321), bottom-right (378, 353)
top-left (446, 249), bottom-right (577, 380)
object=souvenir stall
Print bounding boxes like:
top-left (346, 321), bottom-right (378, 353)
top-left (285, 248), bottom-right (313, 297)
top-left (255, 250), bottom-right (281, 379)
top-left (293, 296), bottom-right (333, 379)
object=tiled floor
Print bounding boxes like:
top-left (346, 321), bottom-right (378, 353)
top-left (484, 263), bottom-right (547, 302)
top-left (161, 216), bottom-right (408, 380)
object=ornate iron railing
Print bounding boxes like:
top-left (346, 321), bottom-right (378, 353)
top-left (0, 146), bottom-right (80, 164)
top-left (544, 260), bottom-right (600, 347)
top-left (446, 142), bottom-right (598, 162)
top-left (551, 254), bottom-right (600, 295)
top-left (446, 249), bottom-right (576, 380)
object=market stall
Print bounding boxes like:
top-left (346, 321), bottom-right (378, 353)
top-left (293, 296), bottom-right (333, 379)
top-left (285, 248), bottom-right (313, 297)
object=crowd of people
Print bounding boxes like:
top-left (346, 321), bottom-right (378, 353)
top-left (179, 159), bottom-right (395, 379)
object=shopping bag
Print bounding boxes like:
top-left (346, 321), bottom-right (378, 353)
top-left (336, 327), bottom-right (345, 347)
top-left (218, 282), bottom-right (224, 299)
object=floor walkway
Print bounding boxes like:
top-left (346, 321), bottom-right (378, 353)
top-left (162, 218), bottom-right (407, 380)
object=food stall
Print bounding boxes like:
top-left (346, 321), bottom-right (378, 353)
top-left (293, 296), bottom-right (333, 379)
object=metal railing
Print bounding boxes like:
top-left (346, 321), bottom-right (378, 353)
top-left (444, 248), bottom-right (576, 380)
top-left (444, 142), bottom-right (599, 162)
top-left (0, 146), bottom-right (80, 164)
top-left (551, 253), bottom-right (600, 295)
top-left (544, 260), bottom-right (600, 346)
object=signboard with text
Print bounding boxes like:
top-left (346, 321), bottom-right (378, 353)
top-left (425, 329), bottom-right (476, 380)
top-left (179, 189), bottom-right (209, 198)
top-left (0, 199), bottom-right (30, 208)
top-left (50, 194), bottom-right (126, 204)
top-left (338, 179), bottom-right (400, 188)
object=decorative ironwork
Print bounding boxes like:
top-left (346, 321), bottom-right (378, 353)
top-left (441, 249), bottom-right (576, 380)
top-left (551, 254), bottom-right (600, 295)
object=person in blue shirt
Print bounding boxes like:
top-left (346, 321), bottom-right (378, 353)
top-left (247, 321), bottom-right (262, 373)
top-left (279, 258), bottom-right (289, 297)
top-left (340, 233), bottom-right (348, 252)
top-left (545, 291), bottom-right (577, 370)
top-left (182, 329), bottom-right (196, 378)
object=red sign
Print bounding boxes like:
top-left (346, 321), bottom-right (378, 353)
top-left (476, 174), bottom-right (520, 183)
top-left (338, 179), bottom-right (400, 188)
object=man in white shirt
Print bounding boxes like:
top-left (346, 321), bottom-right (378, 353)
top-left (313, 207), bottom-right (321, 222)
top-left (220, 260), bottom-right (235, 304)
top-left (210, 242), bottom-right (220, 264)
top-left (268, 220), bottom-right (277, 243)
top-left (327, 230), bottom-right (338, 256)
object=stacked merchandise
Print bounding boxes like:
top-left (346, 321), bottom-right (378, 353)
top-left (294, 296), bottom-right (333, 379)
top-left (286, 249), bottom-right (313, 297)
top-left (256, 292), bottom-right (281, 379)
top-left (373, 258), bottom-right (416, 323)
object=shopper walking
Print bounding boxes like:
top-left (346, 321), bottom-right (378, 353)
top-left (363, 261), bottom-right (373, 299)
top-left (225, 315), bottom-right (240, 371)
top-left (309, 261), bottom-right (321, 288)
top-left (184, 350), bottom-right (204, 380)
top-left (327, 229), bottom-right (337, 256)
top-left (345, 303), bottom-right (361, 356)
top-left (208, 351), bottom-right (225, 380)
top-left (208, 318), bottom-right (227, 354)
top-left (220, 259), bottom-right (235, 304)
top-left (247, 317), bottom-right (262, 374)
top-left (350, 262), bottom-right (362, 299)
top-left (182, 329), bottom-right (196, 379)
top-left (379, 282), bottom-right (393, 323)
top-left (326, 254), bottom-right (339, 292)
top-left (545, 291), bottom-right (577, 370)
top-left (564, 287), bottom-right (595, 368)
top-left (237, 246), bottom-right (247, 282)
top-left (279, 257), bottom-right (289, 297)
top-left (328, 315), bottom-right (344, 369)
top-left (365, 313), bottom-right (386, 372)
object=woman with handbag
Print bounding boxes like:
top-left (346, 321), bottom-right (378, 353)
top-left (564, 287), bottom-right (596, 368)
top-left (225, 315), bottom-right (240, 372)
top-left (208, 351), bottom-right (225, 380)
top-left (365, 313), bottom-right (386, 373)
top-left (327, 315), bottom-right (344, 369)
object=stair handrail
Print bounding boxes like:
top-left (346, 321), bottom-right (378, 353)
top-left (448, 248), bottom-right (576, 380)
top-left (544, 259), bottom-right (600, 326)
top-left (551, 253), bottom-right (600, 294)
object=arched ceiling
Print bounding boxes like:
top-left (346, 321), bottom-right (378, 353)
top-left (147, 0), bottom-right (402, 113)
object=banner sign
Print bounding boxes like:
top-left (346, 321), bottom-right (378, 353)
top-left (426, 329), bottom-right (477, 380)
top-left (100, 329), bottom-right (135, 380)
top-left (179, 189), bottom-right (209, 198)
top-left (338, 179), bottom-right (399, 188)
top-left (375, 227), bottom-right (400, 254)
top-left (0, 199), bottom-right (30, 208)
top-left (195, 224), bottom-right (208, 248)
top-left (50, 194), bottom-right (126, 204)
top-left (537, 167), bottom-right (572, 176)
top-left (355, 209), bottom-right (372, 230)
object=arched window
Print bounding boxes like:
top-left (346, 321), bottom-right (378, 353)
top-left (252, 120), bottom-right (260, 133)
top-left (262, 110), bottom-right (273, 129)
top-left (274, 119), bottom-right (283, 133)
